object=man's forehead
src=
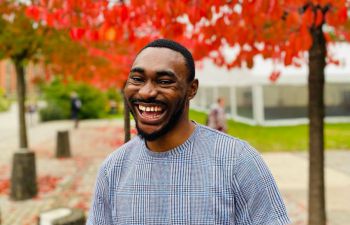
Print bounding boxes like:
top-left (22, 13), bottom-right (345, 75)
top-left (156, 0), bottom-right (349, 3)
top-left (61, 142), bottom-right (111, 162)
top-left (133, 47), bottom-right (186, 66)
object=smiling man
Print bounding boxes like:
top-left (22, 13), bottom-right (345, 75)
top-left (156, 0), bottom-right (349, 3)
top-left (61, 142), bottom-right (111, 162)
top-left (87, 39), bottom-right (290, 225)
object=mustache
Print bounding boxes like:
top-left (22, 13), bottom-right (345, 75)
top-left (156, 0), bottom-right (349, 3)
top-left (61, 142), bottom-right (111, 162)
top-left (129, 98), bottom-right (166, 106)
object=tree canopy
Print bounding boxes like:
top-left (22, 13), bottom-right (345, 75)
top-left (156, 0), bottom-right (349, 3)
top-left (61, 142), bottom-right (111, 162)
top-left (26, 0), bottom-right (349, 74)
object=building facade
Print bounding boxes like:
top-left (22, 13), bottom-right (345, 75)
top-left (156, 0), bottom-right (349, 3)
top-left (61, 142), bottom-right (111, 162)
top-left (193, 43), bottom-right (350, 126)
top-left (0, 59), bottom-right (45, 98)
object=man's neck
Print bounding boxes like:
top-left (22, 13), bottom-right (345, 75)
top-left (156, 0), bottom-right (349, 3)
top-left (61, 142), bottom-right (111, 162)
top-left (146, 119), bottom-right (195, 152)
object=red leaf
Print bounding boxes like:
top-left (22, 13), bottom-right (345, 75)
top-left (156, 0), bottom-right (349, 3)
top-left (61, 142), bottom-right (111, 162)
top-left (302, 7), bottom-right (314, 27)
top-left (315, 9), bottom-right (323, 27)
top-left (25, 6), bottom-right (41, 21)
top-left (45, 13), bottom-right (55, 27)
top-left (285, 50), bottom-right (293, 65)
top-left (0, 179), bottom-right (10, 195)
top-left (269, 71), bottom-right (281, 82)
top-left (338, 6), bottom-right (348, 24)
top-left (286, 11), bottom-right (300, 28)
top-left (86, 30), bottom-right (100, 41)
top-left (121, 5), bottom-right (129, 22)
top-left (69, 28), bottom-right (85, 41)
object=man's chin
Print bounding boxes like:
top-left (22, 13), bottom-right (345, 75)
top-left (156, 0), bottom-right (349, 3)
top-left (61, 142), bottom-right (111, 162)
top-left (137, 128), bottom-right (164, 141)
top-left (133, 100), bottom-right (185, 142)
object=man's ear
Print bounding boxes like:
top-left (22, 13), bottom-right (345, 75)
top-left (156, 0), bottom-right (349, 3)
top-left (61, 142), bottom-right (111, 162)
top-left (188, 79), bottom-right (198, 100)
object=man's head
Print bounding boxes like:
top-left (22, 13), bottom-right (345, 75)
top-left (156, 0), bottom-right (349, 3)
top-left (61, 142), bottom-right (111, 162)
top-left (71, 91), bottom-right (78, 99)
top-left (123, 39), bottom-right (198, 141)
top-left (217, 97), bottom-right (225, 107)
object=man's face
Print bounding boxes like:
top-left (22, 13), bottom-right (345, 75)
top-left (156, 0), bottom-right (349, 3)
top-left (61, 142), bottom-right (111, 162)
top-left (124, 47), bottom-right (193, 141)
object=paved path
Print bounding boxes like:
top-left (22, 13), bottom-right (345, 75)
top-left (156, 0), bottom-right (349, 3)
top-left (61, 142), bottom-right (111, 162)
top-left (0, 105), bottom-right (349, 225)
top-left (263, 152), bottom-right (350, 225)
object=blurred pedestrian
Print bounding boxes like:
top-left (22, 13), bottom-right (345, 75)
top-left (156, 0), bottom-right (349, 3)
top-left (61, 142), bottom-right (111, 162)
top-left (70, 92), bottom-right (81, 128)
top-left (26, 100), bottom-right (37, 126)
top-left (109, 99), bottom-right (117, 114)
top-left (207, 97), bottom-right (227, 133)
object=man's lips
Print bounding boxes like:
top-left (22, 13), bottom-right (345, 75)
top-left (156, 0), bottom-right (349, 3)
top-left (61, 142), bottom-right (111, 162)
top-left (133, 102), bottom-right (167, 124)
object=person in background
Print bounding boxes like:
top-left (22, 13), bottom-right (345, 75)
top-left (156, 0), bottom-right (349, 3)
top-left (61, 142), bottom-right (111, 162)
top-left (109, 99), bottom-right (117, 114)
top-left (26, 99), bottom-right (37, 126)
top-left (70, 92), bottom-right (81, 129)
top-left (207, 97), bottom-right (227, 133)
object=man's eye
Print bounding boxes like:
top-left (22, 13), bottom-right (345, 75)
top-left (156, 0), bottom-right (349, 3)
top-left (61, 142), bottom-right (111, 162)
top-left (130, 77), bottom-right (143, 82)
top-left (158, 80), bottom-right (173, 85)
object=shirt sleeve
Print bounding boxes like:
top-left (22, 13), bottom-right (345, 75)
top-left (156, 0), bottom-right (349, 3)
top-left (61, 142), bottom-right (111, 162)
top-left (232, 142), bottom-right (291, 225)
top-left (86, 163), bottom-right (113, 225)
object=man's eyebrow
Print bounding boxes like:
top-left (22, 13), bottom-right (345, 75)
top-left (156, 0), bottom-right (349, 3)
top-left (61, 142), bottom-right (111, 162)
top-left (130, 67), bottom-right (144, 74)
top-left (156, 70), bottom-right (176, 78)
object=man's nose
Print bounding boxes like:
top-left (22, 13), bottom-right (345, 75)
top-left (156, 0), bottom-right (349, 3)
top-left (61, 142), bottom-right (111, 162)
top-left (138, 81), bottom-right (158, 99)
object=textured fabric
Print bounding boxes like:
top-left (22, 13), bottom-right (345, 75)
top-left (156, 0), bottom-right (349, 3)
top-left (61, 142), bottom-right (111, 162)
top-left (87, 124), bottom-right (290, 225)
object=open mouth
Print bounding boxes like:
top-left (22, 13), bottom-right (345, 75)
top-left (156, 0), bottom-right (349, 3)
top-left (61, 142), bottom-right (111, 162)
top-left (135, 103), bottom-right (167, 123)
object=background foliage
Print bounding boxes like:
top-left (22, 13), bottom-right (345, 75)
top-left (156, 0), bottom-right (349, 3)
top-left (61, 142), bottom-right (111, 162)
top-left (39, 77), bottom-right (122, 121)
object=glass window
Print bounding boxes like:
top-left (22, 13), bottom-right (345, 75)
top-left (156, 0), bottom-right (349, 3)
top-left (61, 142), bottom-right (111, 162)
top-left (204, 87), bottom-right (215, 109)
top-left (263, 85), bottom-right (308, 120)
top-left (217, 87), bottom-right (231, 114)
top-left (236, 86), bottom-right (253, 119)
top-left (325, 83), bottom-right (350, 116)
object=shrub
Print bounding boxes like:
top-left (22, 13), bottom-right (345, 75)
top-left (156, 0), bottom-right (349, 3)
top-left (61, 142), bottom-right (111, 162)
top-left (105, 88), bottom-right (123, 114)
top-left (75, 84), bottom-right (107, 119)
top-left (40, 104), bottom-right (68, 121)
top-left (39, 77), bottom-right (109, 121)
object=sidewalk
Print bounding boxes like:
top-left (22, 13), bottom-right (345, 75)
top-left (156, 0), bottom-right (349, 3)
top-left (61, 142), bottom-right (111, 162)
top-left (0, 109), bottom-right (349, 224)
top-left (263, 151), bottom-right (350, 225)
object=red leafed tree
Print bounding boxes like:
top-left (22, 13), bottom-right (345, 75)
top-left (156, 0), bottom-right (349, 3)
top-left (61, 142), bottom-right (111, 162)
top-left (27, 1), bottom-right (350, 224)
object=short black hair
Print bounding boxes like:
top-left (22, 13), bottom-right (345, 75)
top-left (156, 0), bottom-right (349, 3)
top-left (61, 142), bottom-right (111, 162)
top-left (140, 39), bottom-right (195, 81)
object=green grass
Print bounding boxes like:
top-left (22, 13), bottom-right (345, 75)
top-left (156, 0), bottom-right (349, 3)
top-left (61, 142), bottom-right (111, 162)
top-left (103, 112), bottom-right (124, 119)
top-left (189, 109), bottom-right (350, 152)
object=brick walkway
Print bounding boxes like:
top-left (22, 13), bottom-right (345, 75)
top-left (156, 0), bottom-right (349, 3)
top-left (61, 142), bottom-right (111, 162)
top-left (0, 108), bottom-right (349, 224)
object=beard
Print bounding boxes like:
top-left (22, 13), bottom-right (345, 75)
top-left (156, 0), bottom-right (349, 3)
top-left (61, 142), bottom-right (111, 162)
top-left (128, 97), bottom-right (186, 141)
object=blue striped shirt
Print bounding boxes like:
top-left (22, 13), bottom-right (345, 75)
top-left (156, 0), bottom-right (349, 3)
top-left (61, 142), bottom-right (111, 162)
top-left (87, 124), bottom-right (290, 225)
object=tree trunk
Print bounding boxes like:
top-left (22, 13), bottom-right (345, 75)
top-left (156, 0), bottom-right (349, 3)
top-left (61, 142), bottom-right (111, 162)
top-left (14, 61), bottom-right (28, 149)
top-left (56, 131), bottom-right (71, 158)
top-left (123, 95), bottom-right (131, 143)
top-left (308, 25), bottom-right (326, 225)
top-left (11, 60), bottom-right (37, 200)
top-left (10, 151), bottom-right (37, 200)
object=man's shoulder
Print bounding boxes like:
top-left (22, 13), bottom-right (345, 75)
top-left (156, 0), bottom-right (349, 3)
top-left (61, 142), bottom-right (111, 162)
top-left (196, 124), bottom-right (250, 158)
top-left (197, 124), bottom-right (241, 142)
top-left (100, 136), bottom-right (142, 170)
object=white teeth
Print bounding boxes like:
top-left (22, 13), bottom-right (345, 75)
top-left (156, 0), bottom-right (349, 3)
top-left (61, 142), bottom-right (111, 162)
top-left (138, 105), bottom-right (145, 111)
top-left (138, 105), bottom-right (163, 112)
